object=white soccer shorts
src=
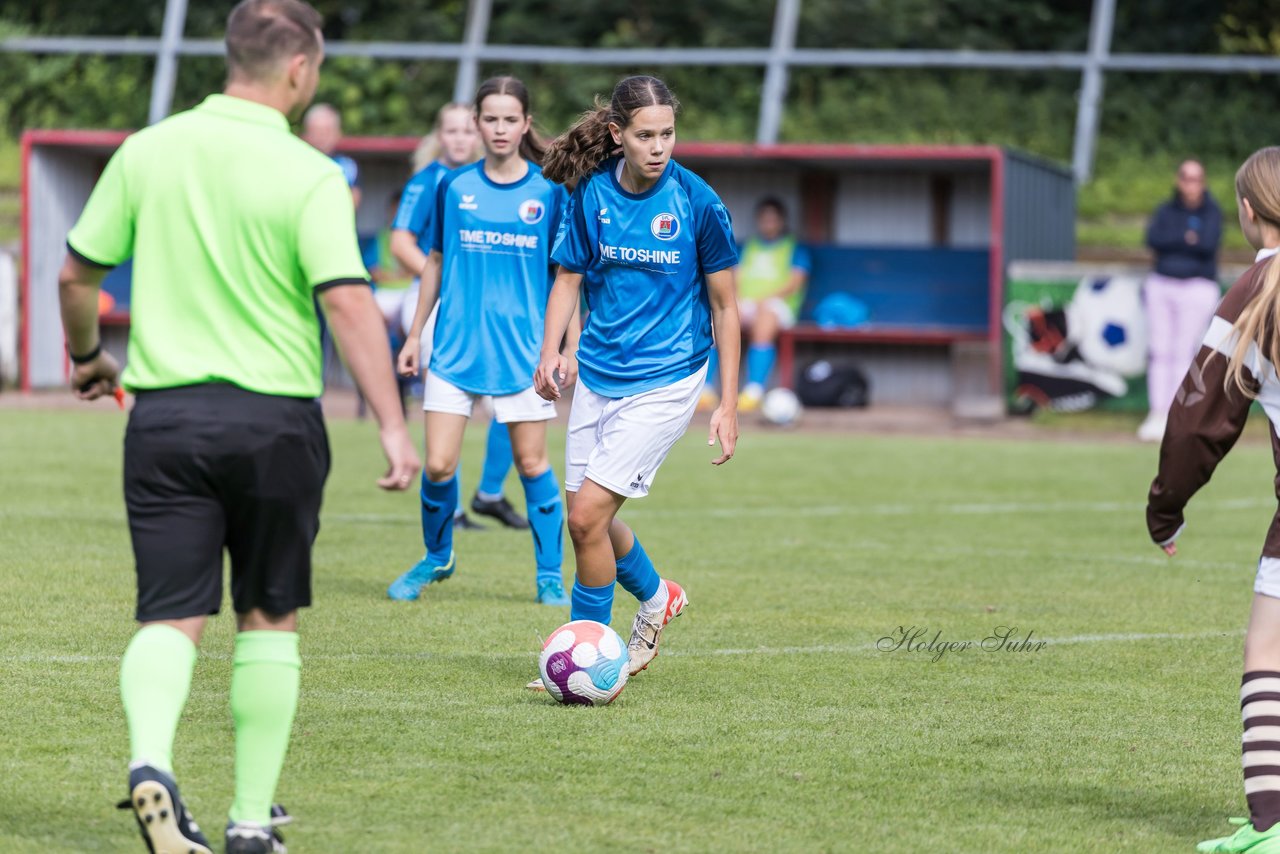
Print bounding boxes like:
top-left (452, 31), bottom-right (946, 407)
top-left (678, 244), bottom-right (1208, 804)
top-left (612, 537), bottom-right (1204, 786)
top-left (1257, 557), bottom-right (1280, 599)
top-left (565, 363), bottom-right (708, 499)
top-left (422, 371), bottom-right (556, 423)
top-left (739, 296), bottom-right (796, 330)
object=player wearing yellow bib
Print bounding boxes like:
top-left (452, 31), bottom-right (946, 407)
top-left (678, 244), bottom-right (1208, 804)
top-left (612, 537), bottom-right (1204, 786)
top-left (702, 196), bottom-right (811, 411)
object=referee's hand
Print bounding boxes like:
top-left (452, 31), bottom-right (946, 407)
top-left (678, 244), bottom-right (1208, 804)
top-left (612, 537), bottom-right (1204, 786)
top-left (71, 350), bottom-right (121, 402)
top-left (377, 425), bottom-right (421, 491)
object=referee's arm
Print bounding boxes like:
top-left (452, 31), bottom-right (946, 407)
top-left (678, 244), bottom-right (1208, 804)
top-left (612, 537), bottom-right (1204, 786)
top-left (60, 146), bottom-right (131, 401)
top-left (58, 251), bottom-right (120, 400)
top-left (317, 283), bottom-right (420, 489)
top-left (302, 174), bottom-right (420, 490)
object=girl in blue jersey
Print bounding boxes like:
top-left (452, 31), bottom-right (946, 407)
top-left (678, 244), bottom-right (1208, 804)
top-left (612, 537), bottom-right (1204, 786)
top-left (390, 76), bottom-right (576, 605)
top-left (390, 102), bottom-right (528, 534)
top-left (535, 75), bottom-right (741, 681)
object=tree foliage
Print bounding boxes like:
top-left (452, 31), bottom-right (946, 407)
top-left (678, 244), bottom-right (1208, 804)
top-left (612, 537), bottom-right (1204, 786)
top-left (1, 0), bottom-right (1279, 184)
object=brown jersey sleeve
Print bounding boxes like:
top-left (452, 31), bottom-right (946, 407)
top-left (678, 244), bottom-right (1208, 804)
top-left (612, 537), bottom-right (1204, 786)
top-left (1146, 262), bottom-right (1266, 544)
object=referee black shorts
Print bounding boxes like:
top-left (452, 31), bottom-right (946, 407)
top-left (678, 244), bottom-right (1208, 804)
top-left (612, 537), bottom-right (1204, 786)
top-left (124, 383), bottom-right (331, 622)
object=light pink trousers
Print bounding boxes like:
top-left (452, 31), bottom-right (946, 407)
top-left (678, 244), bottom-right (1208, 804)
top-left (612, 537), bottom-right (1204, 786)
top-left (1144, 272), bottom-right (1221, 415)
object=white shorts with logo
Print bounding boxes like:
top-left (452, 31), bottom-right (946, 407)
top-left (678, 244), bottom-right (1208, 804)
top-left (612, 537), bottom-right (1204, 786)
top-left (422, 372), bottom-right (556, 423)
top-left (565, 363), bottom-right (708, 499)
top-left (739, 296), bottom-right (796, 330)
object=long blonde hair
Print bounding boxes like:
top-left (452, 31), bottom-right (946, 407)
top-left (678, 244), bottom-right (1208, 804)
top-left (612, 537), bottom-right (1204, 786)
top-left (1227, 147), bottom-right (1280, 397)
top-left (411, 102), bottom-right (480, 172)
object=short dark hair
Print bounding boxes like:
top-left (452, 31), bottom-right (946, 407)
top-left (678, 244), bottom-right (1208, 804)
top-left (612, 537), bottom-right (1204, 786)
top-left (756, 196), bottom-right (788, 218)
top-left (225, 0), bottom-right (323, 82)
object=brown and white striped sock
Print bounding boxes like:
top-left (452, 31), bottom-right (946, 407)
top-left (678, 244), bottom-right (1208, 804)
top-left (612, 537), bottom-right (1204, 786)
top-left (1243, 671), bottom-right (1280, 831)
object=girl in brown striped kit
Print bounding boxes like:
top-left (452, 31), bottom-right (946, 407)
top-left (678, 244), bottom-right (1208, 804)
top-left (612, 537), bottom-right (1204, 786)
top-left (1148, 146), bottom-right (1280, 854)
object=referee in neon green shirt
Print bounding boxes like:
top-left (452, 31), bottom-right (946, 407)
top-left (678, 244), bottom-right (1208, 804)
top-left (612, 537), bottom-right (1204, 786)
top-left (57, 2), bottom-right (420, 852)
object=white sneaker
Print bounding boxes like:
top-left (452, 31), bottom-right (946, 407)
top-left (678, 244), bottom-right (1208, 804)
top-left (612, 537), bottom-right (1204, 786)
top-left (1136, 413), bottom-right (1167, 443)
top-left (526, 677), bottom-right (546, 692)
top-left (627, 580), bottom-right (688, 676)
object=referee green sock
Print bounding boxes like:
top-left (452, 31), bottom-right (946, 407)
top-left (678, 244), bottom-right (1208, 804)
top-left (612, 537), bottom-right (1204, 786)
top-left (229, 631), bottom-right (301, 826)
top-left (120, 623), bottom-right (198, 775)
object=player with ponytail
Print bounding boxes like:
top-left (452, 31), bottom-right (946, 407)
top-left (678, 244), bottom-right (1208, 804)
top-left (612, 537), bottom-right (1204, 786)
top-left (531, 75), bottom-right (740, 687)
top-left (1148, 146), bottom-right (1280, 853)
top-left (391, 102), bottom-right (529, 532)
top-left (389, 75), bottom-right (573, 606)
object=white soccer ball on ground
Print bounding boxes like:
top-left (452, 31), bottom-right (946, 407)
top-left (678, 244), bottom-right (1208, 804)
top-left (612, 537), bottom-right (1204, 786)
top-left (538, 620), bottom-right (629, 706)
top-left (761, 387), bottom-right (802, 426)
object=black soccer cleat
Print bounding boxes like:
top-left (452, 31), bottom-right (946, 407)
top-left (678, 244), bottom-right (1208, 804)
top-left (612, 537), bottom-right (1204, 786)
top-left (470, 494), bottom-right (529, 529)
top-left (225, 804), bottom-right (291, 854)
top-left (452, 511), bottom-right (487, 531)
top-left (116, 764), bottom-right (212, 854)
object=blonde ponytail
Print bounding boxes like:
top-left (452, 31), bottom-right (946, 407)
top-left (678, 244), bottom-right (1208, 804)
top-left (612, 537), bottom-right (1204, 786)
top-left (1226, 147), bottom-right (1280, 397)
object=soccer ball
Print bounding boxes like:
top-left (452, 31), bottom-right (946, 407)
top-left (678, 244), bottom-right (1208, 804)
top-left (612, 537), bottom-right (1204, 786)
top-left (538, 620), bottom-right (629, 706)
top-left (761, 387), bottom-right (802, 426)
top-left (1064, 275), bottom-right (1148, 378)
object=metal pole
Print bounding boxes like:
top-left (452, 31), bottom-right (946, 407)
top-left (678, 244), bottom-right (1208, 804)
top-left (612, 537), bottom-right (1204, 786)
top-left (453, 0), bottom-right (493, 104)
top-left (756, 0), bottom-right (802, 145)
top-left (148, 0), bottom-right (189, 124)
top-left (1071, 0), bottom-right (1115, 184)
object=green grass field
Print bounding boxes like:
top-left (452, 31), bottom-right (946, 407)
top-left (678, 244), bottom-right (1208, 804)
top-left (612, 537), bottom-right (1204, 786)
top-left (1, 407), bottom-right (1274, 852)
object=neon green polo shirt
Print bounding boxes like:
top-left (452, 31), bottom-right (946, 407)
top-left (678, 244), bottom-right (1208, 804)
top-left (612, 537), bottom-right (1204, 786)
top-left (67, 94), bottom-right (369, 398)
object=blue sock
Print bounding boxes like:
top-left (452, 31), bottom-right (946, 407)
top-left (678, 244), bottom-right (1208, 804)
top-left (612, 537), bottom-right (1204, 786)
top-left (705, 349), bottom-right (719, 391)
top-left (479, 421), bottom-right (514, 497)
top-left (615, 536), bottom-right (660, 602)
top-left (571, 579), bottom-right (615, 624)
top-left (420, 473), bottom-right (457, 565)
top-left (747, 343), bottom-right (776, 388)
top-left (520, 469), bottom-right (563, 585)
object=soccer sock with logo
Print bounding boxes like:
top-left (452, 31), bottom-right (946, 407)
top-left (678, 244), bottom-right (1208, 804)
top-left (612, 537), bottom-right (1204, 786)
top-left (1243, 670), bottom-right (1280, 831)
top-left (229, 631), bottom-right (300, 827)
top-left (120, 624), bottom-right (197, 774)
top-left (520, 469), bottom-right (563, 585)
top-left (746, 343), bottom-right (776, 390)
top-left (705, 349), bottom-right (720, 391)
top-left (571, 579), bottom-right (615, 624)
top-left (421, 473), bottom-right (457, 565)
top-left (615, 536), bottom-right (661, 604)
top-left (478, 420), bottom-right (515, 498)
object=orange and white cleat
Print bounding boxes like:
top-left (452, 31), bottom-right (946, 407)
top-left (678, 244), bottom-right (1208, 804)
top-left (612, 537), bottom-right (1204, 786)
top-left (627, 579), bottom-right (688, 676)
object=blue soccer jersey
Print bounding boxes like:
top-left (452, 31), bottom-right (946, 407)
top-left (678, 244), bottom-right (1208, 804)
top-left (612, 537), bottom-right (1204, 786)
top-left (552, 157), bottom-right (737, 398)
top-left (429, 161), bottom-right (566, 396)
top-left (394, 161), bottom-right (451, 254)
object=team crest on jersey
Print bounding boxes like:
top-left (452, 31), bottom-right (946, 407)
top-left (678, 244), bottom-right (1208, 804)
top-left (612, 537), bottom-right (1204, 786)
top-left (518, 199), bottom-right (545, 224)
top-left (651, 213), bottom-right (680, 241)
top-left (459, 193), bottom-right (478, 211)
top-left (598, 207), bottom-right (611, 224)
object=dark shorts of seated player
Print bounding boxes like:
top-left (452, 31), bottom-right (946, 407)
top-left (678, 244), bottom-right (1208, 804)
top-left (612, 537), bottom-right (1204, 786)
top-left (124, 383), bottom-right (330, 621)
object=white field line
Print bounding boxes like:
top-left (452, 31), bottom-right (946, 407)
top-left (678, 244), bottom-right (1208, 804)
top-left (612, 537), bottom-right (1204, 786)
top-left (0, 629), bottom-right (1242, 665)
top-left (5, 497), bottom-right (1271, 525)
top-left (324, 495), bottom-right (1276, 524)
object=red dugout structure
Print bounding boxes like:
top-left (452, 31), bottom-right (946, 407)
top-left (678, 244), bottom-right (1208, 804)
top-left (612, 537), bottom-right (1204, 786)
top-left (22, 131), bottom-right (1073, 406)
